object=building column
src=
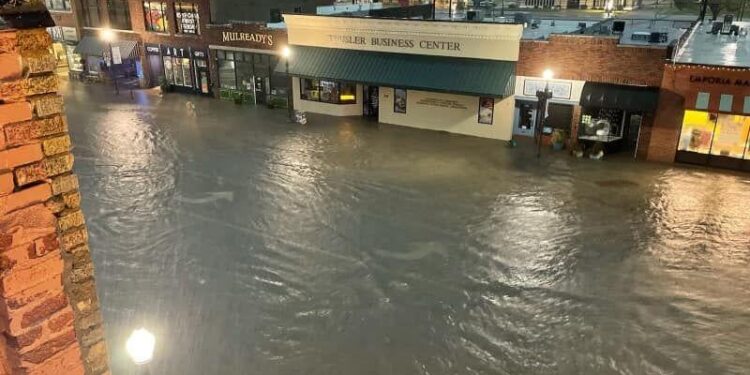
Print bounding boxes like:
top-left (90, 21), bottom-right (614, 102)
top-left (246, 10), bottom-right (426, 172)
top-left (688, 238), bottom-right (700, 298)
top-left (0, 26), bottom-right (109, 375)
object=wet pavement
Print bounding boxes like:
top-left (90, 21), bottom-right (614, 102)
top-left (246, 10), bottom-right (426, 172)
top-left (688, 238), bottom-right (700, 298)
top-left (63, 81), bottom-right (750, 375)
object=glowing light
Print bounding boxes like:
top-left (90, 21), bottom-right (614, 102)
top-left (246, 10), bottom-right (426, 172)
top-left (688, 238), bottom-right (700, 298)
top-left (542, 69), bottom-right (554, 80)
top-left (339, 94), bottom-right (355, 101)
top-left (126, 328), bottom-right (155, 365)
top-left (282, 46), bottom-right (291, 59)
top-left (100, 28), bottom-right (116, 43)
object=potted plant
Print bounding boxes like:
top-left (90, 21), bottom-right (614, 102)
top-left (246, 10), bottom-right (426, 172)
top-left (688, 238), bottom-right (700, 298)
top-left (551, 129), bottom-right (567, 151)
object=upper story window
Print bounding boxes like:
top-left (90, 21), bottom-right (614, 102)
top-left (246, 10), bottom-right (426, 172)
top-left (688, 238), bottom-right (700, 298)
top-left (82, 0), bottom-right (103, 27)
top-left (143, 1), bottom-right (168, 32)
top-left (107, 0), bottom-right (132, 30)
top-left (45, 0), bottom-right (71, 11)
top-left (175, 2), bottom-right (200, 35)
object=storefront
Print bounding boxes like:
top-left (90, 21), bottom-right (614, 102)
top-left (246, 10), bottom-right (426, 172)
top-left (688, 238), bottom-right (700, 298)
top-left (205, 23), bottom-right (288, 105)
top-left (576, 82), bottom-right (658, 154)
top-left (46, 26), bottom-right (82, 75)
top-left (145, 44), bottom-right (211, 95)
top-left (513, 75), bottom-right (584, 137)
top-left (74, 36), bottom-right (140, 81)
top-left (655, 66), bottom-right (750, 171)
top-left (281, 15), bottom-right (523, 141)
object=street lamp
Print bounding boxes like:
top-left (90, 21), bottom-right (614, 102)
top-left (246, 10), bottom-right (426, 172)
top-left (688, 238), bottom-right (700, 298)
top-left (99, 28), bottom-right (119, 95)
top-left (282, 46), bottom-right (293, 122)
top-left (535, 69), bottom-right (554, 158)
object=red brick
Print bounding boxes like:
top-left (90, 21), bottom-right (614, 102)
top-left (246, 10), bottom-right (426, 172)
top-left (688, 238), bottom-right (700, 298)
top-left (0, 54), bottom-right (23, 81)
top-left (0, 143), bottom-right (44, 170)
top-left (2, 276), bottom-right (62, 311)
top-left (14, 154), bottom-right (73, 186)
top-left (0, 233), bottom-right (59, 272)
top-left (0, 172), bottom-right (13, 195)
top-left (20, 293), bottom-right (68, 330)
top-left (0, 203), bottom-right (56, 252)
top-left (15, 326), bottom-right (43, 348)
top-left (46, 307), bottom-right (74, 333)
top-left (19, 328), bottom-right (76, 364)
top-left (0, 255), bottom-right (64, 298)
top-left (3, 115), bottom-right (66, 147)
top-left (0, 101), bottom-right (32, 126)
top-left (0, 183), bottom-right (52, 215)
top-left (24, 341), bottom-right (84, 375)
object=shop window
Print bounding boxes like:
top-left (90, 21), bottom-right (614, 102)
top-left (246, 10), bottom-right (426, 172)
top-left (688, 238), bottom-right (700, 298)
top-left (696, 92), bottom-right (710, 110)
top-left (107, 0), bottom-right (132, 30)
top-left (710, 114), bottom-right (750, 158)
top-left (218, 60), bottom-right (236, 90)
top-left (143, 2), bottom-right (168, 32)
top-left (175, 2), bottom-right (200, 35)
top-left (678, 110), bottom-right (716, 155)
top-left (162, 56), bottom-right (193, 87)
top-left (300, 78), bottom-right (356, 104)
top-left (478, 97), bottom-right (494, 125)
top-left (82, 0), bottom-right (102, 27)
top-left (719, 94), bottom-right (733, 112)
top-left (45, 0), bottom-right (71, 11)
top-left (394, 88), bottom-right (407, 114)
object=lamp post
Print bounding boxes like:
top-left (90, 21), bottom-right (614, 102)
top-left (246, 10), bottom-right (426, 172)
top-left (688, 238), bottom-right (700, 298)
top-left (282, 46), bottom-right (293, 122)
top-left (99, 28), bottom-right (118, 95)
top-left (126, 328), bottom-right (155, 374)
top-left (535, 69), bottom-right (554, 158)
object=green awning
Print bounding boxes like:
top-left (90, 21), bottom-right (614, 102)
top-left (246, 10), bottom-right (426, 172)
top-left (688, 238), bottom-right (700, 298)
top-left (580, 82), bottom-right (660, 112)
top-left (278, 46), bottom-right (516, 98)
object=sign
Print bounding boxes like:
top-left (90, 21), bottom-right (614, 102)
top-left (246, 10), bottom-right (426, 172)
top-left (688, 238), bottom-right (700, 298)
top-left (61, 27), bottom-right (78, 41)
top-left (222, 31), bottom-right (274, 46)
top-left (284, 14), bottom-right (523, 61)
top-left (145, 45), bottom-right (160, 55)
top-left (193, 50), bottom-right (206, 59)
top-left (416, 97), bottom-right (468, 110)
top-left (46, 26), bottom-right (63, 41)
top-left (523, 80), bottom-right (572, 99)
top-left (690, 75), bottom-right (750, 87)
top-left (111, 46), bottom-right (122, 65)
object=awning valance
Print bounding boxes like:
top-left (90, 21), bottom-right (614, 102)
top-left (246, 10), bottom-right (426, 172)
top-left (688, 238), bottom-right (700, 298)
top-left (579, 82), bottom-right (659, 112)
top-left (277, 46), bottom-right (516, 98)
top-left (74, 37), bottom-right (139, 59)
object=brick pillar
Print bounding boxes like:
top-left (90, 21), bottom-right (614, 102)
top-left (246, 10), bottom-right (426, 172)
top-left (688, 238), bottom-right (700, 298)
top-left (0, 27), bottom-right (109, 375)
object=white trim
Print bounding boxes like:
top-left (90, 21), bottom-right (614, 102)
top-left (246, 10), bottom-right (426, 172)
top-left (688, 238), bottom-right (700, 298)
top-left (208, 45), bottom-right (279, 55)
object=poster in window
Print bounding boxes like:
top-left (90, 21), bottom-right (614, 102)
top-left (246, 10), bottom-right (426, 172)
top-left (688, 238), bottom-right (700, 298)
top-left (144, 2), bottom-right (167, 32)
top-left (478, 97), bottom-right (494, 125)
top-left (394, 88), bottom-right (407, 114)
top-left (176, 3), bottom-right (199, 34)
top-left (677, 110), bottom-right (716, 155)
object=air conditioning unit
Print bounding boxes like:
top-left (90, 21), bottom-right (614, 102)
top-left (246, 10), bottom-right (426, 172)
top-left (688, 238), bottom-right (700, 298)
top-left (648, 31), bottom-right (668, 43)
top-left (612, 20), bottom-right (625, 33)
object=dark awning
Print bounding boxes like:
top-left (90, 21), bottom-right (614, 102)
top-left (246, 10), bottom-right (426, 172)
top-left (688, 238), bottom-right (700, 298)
top-left (579, 82), bottom-right (659, 112)
top-left (74, 37), bottom-right (139, 58)
top-left (277, 46), bottom-right (516, 98)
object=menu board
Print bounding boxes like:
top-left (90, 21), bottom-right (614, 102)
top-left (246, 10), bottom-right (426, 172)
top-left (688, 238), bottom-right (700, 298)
top-left (176, 3), bottom-right (199, 35)
top-left (711, 114), bottom-right (750, 158)
top-left (678, 110), bottom-right (716, 154)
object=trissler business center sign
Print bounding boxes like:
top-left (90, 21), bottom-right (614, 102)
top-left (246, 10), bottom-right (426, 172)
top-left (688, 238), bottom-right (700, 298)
top-left (284, 14), bottom-right (523, 61)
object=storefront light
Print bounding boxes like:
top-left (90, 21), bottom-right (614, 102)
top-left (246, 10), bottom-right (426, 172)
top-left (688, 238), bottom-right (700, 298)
top-left (282, 46), bottom-right (291, 59)
top-left (340, 94), bottom-right (355, 101)
top-left (100, 28), bottom-right (116, 43)
top-left (542, 69), bottom-right (554, 80)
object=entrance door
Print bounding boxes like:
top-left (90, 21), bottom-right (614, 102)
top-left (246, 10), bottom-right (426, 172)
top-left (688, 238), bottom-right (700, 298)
top-left (515, 101), bottom-right (536, 137)
top-left (197, 70), bottom-right (209, 94)
top-left (363, 85), bottom-right (379, 120)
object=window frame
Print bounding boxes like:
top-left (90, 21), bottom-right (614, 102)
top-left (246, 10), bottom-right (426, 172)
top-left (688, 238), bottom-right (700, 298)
top-left (299, 78), bottom-right (357, 105)
top-left (45, 0), bottom-right (71, 11)
top-left (107, 0), bottom-right (132, 30)
top-left (82, 0), bottom-right (102, 27)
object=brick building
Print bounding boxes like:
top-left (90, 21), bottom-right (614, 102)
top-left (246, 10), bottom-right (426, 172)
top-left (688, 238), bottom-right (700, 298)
top-left (514, 24), bottom-right (676, 157)
top-left (1, 4), bottom-right (109, 374)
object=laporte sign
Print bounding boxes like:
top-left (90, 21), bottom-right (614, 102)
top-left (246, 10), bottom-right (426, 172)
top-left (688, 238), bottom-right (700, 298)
top-left (689, 75), bottom-right (750, 87)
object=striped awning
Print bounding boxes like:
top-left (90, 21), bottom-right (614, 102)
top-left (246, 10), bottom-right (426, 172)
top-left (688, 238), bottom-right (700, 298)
top-left (74, 37), bottom-right (139, 58)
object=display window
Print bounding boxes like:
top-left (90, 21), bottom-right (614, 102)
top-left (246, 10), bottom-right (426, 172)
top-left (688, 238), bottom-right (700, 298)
top-left (162, 56), bottom-right (193, 87)
top-left (143, 1), bottom-right (168, 32)
top-left (65, 45), bottom-right (83, 71)
top-left (710, 114), bottom-right (750, 158)
top-left (300, 78), bottom-right (356, 104)
top-left (678, 110), bottom-right (717, 155)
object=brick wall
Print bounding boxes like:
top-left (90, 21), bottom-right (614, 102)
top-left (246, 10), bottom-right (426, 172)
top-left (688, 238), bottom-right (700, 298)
top-left (518, 35), bottom-right (669, 87)
top-left (0, 28), bottom-right (109, 375)
top-left (644, 64), bottom-right (750, 163)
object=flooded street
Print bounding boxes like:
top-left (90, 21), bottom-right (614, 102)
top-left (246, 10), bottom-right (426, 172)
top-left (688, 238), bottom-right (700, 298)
top-left (63, 82), bottom-right (750, 375)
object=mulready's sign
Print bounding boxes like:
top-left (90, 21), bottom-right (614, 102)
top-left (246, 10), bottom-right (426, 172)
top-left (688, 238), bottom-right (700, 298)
top-left (221, 32), bottom-right (274, 46)
top-left (690, 75), bottom-right (750, 87)
top-left (284, 14), bottom-right (523, 61)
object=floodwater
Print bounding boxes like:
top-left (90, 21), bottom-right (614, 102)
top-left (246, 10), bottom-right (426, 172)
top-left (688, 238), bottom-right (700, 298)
top-left (63, 82), bottom-right (750, 375)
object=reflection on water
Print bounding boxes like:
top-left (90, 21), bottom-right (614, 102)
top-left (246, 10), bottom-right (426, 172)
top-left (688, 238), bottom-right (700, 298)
top-left (64, 82), bottom-right (750, 375)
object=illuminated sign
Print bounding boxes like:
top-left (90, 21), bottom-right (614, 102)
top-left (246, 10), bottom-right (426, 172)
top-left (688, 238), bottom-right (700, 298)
top-left (221, 32), bottom-right (274, 46)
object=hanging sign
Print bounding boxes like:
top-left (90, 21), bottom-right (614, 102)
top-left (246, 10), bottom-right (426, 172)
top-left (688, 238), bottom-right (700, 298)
top-left (111, 46), bottom-right (122, 65)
